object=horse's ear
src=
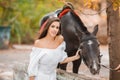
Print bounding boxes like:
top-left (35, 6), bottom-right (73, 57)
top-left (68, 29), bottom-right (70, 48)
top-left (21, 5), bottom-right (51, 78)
top-left (92, 24), bottom-right (98, 35)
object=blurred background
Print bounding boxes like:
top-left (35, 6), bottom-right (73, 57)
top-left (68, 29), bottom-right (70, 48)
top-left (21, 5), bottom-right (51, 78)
top-left (0, 0), bottom-right (108, 47)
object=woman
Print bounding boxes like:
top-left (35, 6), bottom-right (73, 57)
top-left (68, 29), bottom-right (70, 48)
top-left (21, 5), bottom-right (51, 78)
top-left (27, 17), bottom-right (80, 80)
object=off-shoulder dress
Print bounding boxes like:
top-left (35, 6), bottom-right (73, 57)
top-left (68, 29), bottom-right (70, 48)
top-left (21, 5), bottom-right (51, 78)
top-left (27, 41), bottom-right (67, 80)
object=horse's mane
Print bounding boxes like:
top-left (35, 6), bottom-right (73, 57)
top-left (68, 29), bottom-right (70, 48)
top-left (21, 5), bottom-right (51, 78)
top-left (58, 7), bottom-right (89, 34)
top-left (70, 10), bottom-right (89, 34)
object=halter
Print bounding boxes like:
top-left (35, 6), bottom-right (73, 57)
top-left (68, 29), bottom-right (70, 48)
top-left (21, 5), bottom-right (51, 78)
top-left (58, 8), bottom-right (71, 18)
top-left (77, 37), bottom-right (117, 71)
top-left (81, 37), bottom-right (97, 43)
top-left (58, 8), bottom-right (79, 19)
top-left (77, 37), bottom-right (99, 66)
top-left (77, 37), bottom-right (97, 50)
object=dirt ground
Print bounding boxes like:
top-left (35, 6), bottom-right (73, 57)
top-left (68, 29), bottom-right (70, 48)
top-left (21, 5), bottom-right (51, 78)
top-left (0, 45), bottom-right (109, 80)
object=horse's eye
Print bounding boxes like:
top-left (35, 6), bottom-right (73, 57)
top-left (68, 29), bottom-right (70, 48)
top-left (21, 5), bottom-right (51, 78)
top-left (80, 43), bottom-right (83, 49)
top-left (80, 45), bottom-right (83, 49)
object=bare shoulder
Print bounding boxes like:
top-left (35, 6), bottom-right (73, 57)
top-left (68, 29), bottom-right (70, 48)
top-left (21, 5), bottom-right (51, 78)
top-left (56, 35), bottom-right (64, 44)
top-left (34, 39), bottom-right (43, 47)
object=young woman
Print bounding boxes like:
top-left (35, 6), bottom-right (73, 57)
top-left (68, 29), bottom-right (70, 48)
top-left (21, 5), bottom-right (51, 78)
top-left (27, 17), bottom-right (80, 80)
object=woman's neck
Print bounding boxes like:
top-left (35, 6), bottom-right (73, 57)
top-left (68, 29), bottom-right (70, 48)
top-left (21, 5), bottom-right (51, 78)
top-left (45, 35), bottom-right (56, 42)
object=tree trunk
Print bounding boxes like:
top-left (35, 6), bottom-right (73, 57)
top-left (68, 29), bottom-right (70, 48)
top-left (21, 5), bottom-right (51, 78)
top-left (106, 0), bottom-right (120, 80)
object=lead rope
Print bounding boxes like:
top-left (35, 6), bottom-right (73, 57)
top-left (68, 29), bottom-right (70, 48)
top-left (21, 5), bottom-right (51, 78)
top-left (97, 62), bottom-right (117, 71)
top-left (95, 56), bottom-right (117, 71)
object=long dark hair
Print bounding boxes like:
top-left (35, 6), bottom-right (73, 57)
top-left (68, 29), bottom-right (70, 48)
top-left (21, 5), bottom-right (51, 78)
top-left (38, 17), bottom-right (61, 39)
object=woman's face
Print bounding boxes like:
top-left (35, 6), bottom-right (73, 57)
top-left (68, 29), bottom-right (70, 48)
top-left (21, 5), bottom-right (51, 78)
top-left (47, 21), bottom-right (60, 37)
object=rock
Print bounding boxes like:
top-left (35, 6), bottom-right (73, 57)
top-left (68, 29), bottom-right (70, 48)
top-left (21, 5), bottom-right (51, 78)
top-left (13, 62), bottom-right (29, 80)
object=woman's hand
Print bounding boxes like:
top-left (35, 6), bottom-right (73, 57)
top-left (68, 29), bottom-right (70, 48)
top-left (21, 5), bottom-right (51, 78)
top-left (115, 64), bottom-right (120, 72)
top-left (29, 76), bottom-right (35, 80)
top-left (60, 49), bottom-right (81, 64)
top-left (75, 49), bottom-right (81, 60)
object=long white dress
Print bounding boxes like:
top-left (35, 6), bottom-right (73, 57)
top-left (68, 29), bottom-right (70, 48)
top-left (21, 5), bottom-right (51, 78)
top-left (27, 41), bottom-right (67, 80)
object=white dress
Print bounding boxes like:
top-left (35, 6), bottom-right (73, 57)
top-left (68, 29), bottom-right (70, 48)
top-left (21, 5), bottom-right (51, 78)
top-left (27, 41), bottom-right (67, 80)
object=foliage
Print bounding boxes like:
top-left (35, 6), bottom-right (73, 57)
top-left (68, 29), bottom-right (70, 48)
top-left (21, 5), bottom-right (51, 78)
top-left (112, 0), bottom-right (120, 10)
top-left (65, 0), bottom-right (120, 11)
top-left (0, 0), bottom-right (15, 26)
top-left (1, 0), bottom-right (119, 44)
top-left (65, 0), bottom-right (100, 10)
top-left (0, 0), bottom-right (64, 44)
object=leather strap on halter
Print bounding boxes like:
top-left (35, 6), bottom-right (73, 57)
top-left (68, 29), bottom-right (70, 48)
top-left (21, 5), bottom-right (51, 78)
top-left (58, 8), bottom-right (71, 18)
top-left (81, 37), bottom-right (97, 42)
top-left (58, 8), bottom-right (79, 19)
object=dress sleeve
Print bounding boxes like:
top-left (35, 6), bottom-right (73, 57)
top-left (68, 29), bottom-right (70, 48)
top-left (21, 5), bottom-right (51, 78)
top-left (27, 47), bottom-right (45, 77)
top-left (59, 42), bottom-right (68, 62)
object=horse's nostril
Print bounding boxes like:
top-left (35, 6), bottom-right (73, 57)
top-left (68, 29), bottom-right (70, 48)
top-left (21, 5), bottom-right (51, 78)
top-left (90, 69), bottom-right (96, 75)
top-left (90, 65), bottom-right (92, 68)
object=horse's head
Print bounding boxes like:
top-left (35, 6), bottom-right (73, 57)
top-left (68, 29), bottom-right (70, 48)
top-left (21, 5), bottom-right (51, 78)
top-left (79, 25), bottom-right (101, 75)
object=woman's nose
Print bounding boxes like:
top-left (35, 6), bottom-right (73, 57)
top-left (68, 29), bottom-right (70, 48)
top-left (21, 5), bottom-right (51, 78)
top-left (54, 27), bottom-right (58, 31)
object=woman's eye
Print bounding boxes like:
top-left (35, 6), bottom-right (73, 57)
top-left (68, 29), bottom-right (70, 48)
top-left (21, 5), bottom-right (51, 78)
top-left (56, 26), bottom-right (59, 29)
top-left (51, 25), bottom-right (55, 28)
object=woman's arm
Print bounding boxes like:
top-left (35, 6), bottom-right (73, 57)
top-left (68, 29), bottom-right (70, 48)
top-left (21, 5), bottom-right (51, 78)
top-left (115, 64), bottom-right (120, 72)
top-left (29, 76), bottom-right (35, 80)
top-left (28, 40), bottom-right (42, 80)
top-left (60, 49), bottom-right (81, 64)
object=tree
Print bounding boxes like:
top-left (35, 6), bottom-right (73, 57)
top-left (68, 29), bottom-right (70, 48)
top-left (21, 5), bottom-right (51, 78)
top-left (106, 0), bottom-right (120, 80)
top-left (0, 0), bottom-right (64, 44)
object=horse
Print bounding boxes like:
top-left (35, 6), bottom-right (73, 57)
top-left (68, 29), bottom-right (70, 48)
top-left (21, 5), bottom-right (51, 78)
top-left (39, 3), bottom-right (101, 75)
